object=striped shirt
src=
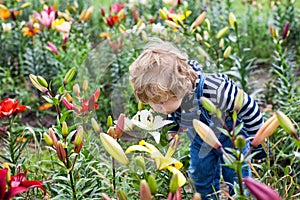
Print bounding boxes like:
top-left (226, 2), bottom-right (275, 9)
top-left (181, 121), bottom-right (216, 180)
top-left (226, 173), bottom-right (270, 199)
top-left (169, 60), bottom-right (263, 137)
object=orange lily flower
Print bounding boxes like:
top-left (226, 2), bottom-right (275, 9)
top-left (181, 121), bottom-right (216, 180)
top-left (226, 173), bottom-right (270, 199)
top-left (0, 8), bottom-right (10, 20)
top-left (22, 22), bottom-right (39, 37)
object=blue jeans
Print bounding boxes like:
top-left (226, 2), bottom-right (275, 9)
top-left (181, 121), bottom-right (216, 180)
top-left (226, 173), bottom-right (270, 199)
top-left (187, 129), bottom-right (251, 200)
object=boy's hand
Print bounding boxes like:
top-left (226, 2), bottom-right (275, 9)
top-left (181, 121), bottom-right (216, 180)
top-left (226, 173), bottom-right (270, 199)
top-left (168, 132), bottom-right (181, 145)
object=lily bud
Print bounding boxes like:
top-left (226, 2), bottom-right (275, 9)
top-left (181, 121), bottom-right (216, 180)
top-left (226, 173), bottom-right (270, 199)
top-left (79, 9), bottom-right (86, 21)
top-left (166, 134), bottom-right (180, 157)
top-left (219, 38), bottom-right (224, 48)
top-left (159, 9), bottom-right (167, 20)
top-left (251, 115), bottom-right (279, 147)
top-left (56, 142), bottom-right (66, 162)
top-left (29, 74), bottom-right (48, 93)
top-left (82, 80), bottom-right (88, 91)
top-left (67, 4), bottom-right (76, 13)
top-left (107, 115), bottom-right (113, 127)
top-left (243, 177), bottom-right (281, 200)
top-left (282, 21), bottom-right (289, 40)
top-left (43, 132), bottom-right (53, 146)
top-left (204, 42), bottom-right (211, 48)
top-left (216, 26), bottom-right (229, 39)
top-left (61, 121), bottom-right (69, 138)
top-left (269, 26), bottom-right (274, 37)
top-left (73, 83), bottom-right (81, 97)
top-left (193, 32), bottom-right (201, 41)
top-left (20, 2), bottom-right (31, 9)
top-left (200, 97), bottom-right (217, 114)
top-left (65, 93), bottom-right (73, 103)
top-left (235, 135), bottom-right (246, 149)
top-left (169, 173), bottom-right (179, 194)
top-left (192, 193), bottom-right (201, 200)
top-left (140, 180), bottom-right (152, 200)
top-left (118, 189), bottom-right (127, 200)
top-left (61, 98), bottom-right (75, 110)
top-left (100, 133), bottom-right (129, 165)
top-left (276, 111), bottom-right (297, 138)
top-left (87, 94), bottom-right (95, 112)
top-left (165, 20), bottom-right (180, 29)
top-left (138, 101), bottom-right (144, 111)
top-left (63, 67), bottom-right (77, 85)
top-left (91, 118), bottom-right (101, 133)
top-left (228, 12), bottom-right (236, 29)
top-left (134, 156), bottom-right (146, 172)
top-left (204, 19), bottom-right (211, 32)
top-left (190, 11), bottom-right (206, 30)
top-left (100, 7), bottom-right (106, 17)
top-left (216, 109), bottom-right (222, 119)
top-left (115, 113), bottom-right (125, 138)
top-left (94, 88), bottom-right (101, 102)
top-left (234, 89), bottom-right (244, 112)
top-left (3, 163), bottom-right (10, 183)
top-left (0, 4), bottom-right (8, 10)
top-left (107, 126), bottom-right (115, 138)
top-left (223, 46), bottom-right (232, 58)
top-left (174, 188), bottom-right (182, 200)
top-left (84, 6), bottom-right (94, 22)
top-left (147, 174), bottom-right (157, 194)
top-left (193, 119), bottom-right (222, 149)
top-left (49, 128), bottom-right (58, 147)
top-left (117, 9), bottom-right (125, 20)
top-left (74, 126), bottom-right (84, 153)
top-left (37, 76), bottom-right (48, 88)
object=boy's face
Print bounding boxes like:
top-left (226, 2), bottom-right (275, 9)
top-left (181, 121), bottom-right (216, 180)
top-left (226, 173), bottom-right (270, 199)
top-left (148, 98), bottom-right (182, 115)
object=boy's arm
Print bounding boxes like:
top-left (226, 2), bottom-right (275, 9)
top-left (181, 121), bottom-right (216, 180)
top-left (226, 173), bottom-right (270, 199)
top-left (205, 74), bottom-right (267, 159)
top-left (204, 74), bottom-right (264, 137)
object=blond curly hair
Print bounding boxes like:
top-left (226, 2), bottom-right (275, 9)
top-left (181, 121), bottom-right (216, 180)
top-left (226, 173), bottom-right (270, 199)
top-left (129, 39), bottom-right (197, 104)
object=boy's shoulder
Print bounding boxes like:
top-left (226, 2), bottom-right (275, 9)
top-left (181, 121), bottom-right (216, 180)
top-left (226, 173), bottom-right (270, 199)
top-left (187, 60), bottom-right (203, 71)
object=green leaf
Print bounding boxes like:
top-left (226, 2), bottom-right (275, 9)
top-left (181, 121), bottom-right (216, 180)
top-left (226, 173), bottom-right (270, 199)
top-left (42, 95), bottom-right (54, 104)
top-left (58, 85), bottom-right (65, 94)
top-left (217, 127), bottom-right (230, 137)
top-left (234, 122), bottom-right (244, 136)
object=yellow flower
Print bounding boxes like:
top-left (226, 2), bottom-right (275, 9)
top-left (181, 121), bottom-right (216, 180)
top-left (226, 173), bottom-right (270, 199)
top-left (126, 140), bottom-right (186, 187)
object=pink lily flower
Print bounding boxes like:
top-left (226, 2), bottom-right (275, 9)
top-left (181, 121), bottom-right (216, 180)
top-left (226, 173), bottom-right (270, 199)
top-left (46, 41), bottom-right (59, 55)
top-left (33, 7), bottom-right (56, 28)
top-left (110, 3), bottom-right (124, 14)
top-left (243, 177), bottom-right (281, 200)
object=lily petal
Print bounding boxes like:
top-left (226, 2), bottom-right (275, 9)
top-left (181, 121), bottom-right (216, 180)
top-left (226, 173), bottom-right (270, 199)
top-left (125, 145), bottom-right (151, 154)
top-left (0, 169), bottom-right (8, 199)
top-left (166, 166), bottom-right (186, 187)
top-left (149, 131), bottom-right (160, 144)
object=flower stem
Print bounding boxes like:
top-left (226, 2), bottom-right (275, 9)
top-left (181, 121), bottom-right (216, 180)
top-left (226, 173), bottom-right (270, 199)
top-left (112, 157), bottom-right (116, 191)
top-left (236, 162), bottom-right (244, 196)
top-left (66, 149), bottom-right (77, 200)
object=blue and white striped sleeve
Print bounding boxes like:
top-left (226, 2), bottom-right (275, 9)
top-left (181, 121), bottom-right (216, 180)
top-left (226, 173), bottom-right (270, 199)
top-left (204, 74), bottom-right (263, 137)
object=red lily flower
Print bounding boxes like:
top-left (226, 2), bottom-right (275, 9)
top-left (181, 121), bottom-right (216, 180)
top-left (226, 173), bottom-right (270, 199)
top-left (0, 98), bottom-right (29, 118)
top-left (0, 168), bottom-right (46, 200)
top-left (61, 88), bottom-right (100, 115)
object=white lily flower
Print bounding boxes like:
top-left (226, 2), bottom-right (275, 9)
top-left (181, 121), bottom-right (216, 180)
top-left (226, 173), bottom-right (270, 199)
top-left (2, 23), bottom-right (12, 32)
top-left (131, 110), bottom-right (173, 143)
